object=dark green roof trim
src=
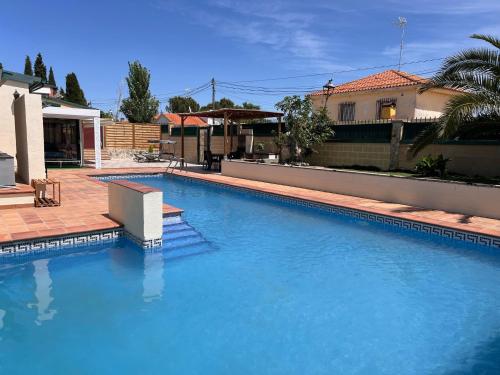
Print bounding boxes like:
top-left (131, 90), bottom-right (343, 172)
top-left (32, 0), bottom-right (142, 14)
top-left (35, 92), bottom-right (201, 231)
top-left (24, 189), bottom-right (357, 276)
top-left (0, 70), bottom-right (42, 85)
top-left (42, 96), bottom-right (93, 109)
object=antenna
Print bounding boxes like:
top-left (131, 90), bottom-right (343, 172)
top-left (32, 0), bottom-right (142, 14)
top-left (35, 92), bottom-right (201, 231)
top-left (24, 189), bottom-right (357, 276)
top-left (395, 16), bottom-right (407, 71)
top-left (114, 79), bottom-right (125, 121)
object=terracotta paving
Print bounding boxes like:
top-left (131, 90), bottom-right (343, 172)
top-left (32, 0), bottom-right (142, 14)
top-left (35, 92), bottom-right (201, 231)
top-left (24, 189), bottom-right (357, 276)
top-left (0, 166), bottom-right (499, 245)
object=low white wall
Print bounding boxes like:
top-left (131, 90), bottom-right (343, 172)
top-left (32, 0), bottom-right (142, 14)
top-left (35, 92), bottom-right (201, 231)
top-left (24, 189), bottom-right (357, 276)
top-left (222, 160), bottom-right (500, 220)
top-left (108, 181), bottom-right (163, 246)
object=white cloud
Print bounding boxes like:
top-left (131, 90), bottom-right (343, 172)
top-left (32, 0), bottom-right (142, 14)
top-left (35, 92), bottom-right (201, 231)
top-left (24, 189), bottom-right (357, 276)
top-left (153, 0), bottom-right (344, 72)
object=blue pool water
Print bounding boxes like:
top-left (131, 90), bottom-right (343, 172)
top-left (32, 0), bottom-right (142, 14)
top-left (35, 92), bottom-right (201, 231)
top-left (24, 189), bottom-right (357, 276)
top-left (1, 175), bottom-right (500, 374)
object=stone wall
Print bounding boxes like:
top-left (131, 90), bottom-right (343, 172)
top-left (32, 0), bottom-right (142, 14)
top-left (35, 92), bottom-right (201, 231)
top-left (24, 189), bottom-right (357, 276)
top-left (309, 142), bottom-right (391, 170)
top-left (399, 144), bottom-right (500, 176)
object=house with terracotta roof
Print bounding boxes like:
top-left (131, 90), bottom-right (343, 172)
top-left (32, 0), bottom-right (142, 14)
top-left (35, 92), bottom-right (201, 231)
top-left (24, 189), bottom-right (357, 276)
top-left (153, 113), bottom-right (206, 133)
top-left (310, 70), bottom-right (458, 122)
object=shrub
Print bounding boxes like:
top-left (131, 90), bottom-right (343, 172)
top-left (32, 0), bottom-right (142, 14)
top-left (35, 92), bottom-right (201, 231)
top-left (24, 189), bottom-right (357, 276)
top-left (415, 154), bottom-right (450, 177)
top-left (255, 142), bottom-right (265, 153)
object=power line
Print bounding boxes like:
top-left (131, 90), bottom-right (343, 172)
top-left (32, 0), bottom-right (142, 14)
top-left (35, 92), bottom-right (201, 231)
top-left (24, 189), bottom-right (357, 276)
top-left (217, 69), bottom-right (439, 96)
top-left (90, 66), bottom-right (441, 105)
top-left (224, 57), bottom-right (444, 83)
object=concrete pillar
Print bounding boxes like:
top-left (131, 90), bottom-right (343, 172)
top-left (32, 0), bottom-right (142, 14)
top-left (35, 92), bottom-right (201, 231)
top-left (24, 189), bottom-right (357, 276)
top-left (14, 94), bottom-right (45, 183)
top-left (93, 117), bottom-right (102, 169)
top-left (389, 120), bottom-right (404, 171)
top-left (108, 180), bottom-right (163, 248)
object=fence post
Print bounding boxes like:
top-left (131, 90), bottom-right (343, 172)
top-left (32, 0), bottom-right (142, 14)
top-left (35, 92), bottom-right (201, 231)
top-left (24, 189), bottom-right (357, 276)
top-left (389, 120), bottom-right (404, 170)
top-left (132, 123), bottom-right (136, 149)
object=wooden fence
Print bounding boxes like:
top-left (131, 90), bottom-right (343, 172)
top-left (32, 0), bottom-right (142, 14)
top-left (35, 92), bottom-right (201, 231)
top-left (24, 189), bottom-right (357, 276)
top-left (104, 122), bottom-right (161, 150)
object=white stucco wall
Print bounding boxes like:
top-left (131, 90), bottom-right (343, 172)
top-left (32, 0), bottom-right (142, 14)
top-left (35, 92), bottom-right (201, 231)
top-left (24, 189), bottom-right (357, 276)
top-left (415, 90), bottom-right (456, 118)
top-left (0, 80), bottom-right (31, 160)
top-left (14, 93), bottom-right (46, 182)
top-left (0, 80), bottom-right (45, 182)
top-left (311, 87), bottom-right (418, 121)
top-left (311, 87), bottom-right (456, 121)
top-left (108, 182), bottom-right (163, 243)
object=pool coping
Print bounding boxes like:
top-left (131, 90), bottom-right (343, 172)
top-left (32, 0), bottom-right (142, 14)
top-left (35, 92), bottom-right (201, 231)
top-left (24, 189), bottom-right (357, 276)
top-left (170, 172), bottom-right (500, 249)
top-left (95, 171), bottom-right (500, 248)
top-left (0, 168), bottom-right (499, 255)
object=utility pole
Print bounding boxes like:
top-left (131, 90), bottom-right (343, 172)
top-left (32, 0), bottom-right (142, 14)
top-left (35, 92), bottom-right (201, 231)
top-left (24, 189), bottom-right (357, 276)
top-left (211, 78), bottom-right (216, 110)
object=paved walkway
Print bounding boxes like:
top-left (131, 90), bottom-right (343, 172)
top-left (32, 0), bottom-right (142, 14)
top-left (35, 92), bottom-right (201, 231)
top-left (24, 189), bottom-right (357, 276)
top-left (0, 166), bottom-right (499, 245)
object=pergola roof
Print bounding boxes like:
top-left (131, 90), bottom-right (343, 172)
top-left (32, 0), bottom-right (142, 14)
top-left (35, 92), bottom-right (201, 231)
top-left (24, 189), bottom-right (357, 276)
top-left (177, 108), bottom-right (283, 120)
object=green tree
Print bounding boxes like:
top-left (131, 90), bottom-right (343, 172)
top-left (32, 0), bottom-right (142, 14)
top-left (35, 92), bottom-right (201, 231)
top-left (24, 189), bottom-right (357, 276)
top-left (410, 34), bottom-right (500, 155)
top-left (24, 56), bottom-right (33, 76)
top-left (275, 96), bottom-right (333, 163)
top-left (100, 109), bottom-right (114, 118)
top-left (241, 101), bottom-right (260, 110)
top-left (167, 96), bottom-right (200, 113)
top-left (218, 97), bottom-right (235, 108)
top-left (120, 61), bottom-right (159, 123)
top-left (33, 53), bottom-right (47, 81)
top-left (65, 72), bottom-right (87, 106)
top-left (48, 67), bottom-right (56, 86)
top-left (200, 97), bottom-right (236, 111)
top-left (0, 62), bottom-right (3, 70)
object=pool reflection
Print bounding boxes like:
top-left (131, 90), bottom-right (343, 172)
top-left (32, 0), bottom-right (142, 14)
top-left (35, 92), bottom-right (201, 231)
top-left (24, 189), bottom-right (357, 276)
top-left (27, 259), bottom-right (57, 325)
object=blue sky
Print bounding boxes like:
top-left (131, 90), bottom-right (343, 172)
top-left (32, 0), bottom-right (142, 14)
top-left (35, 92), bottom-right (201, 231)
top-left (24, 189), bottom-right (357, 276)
top-left (1, 0), bottom-right (499, 112)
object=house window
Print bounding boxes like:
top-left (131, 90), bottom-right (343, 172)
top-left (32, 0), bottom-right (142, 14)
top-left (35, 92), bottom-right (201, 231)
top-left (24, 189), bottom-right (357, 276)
top-left (377, 98), bottom-right (397, 120)
top-left (338, 102), bottom-right (355, 121)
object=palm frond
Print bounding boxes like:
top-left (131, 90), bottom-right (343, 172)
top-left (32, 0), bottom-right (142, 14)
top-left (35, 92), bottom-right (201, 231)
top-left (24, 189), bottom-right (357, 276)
top-left (409, 93), bottom-right (500, 156)
top-left (441, 49), bottom-right (499, 70)
top-left (407, 123), bottom-right (441, 157)
top-left (471, 34), bottom-right (500, 49)
top-left (439, 92), bottom-right (500, 137)
top-left (419, 71), bottom-right (500, 94)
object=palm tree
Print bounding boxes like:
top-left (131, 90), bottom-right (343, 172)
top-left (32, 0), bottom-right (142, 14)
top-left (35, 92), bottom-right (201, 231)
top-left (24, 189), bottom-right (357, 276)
top-left (410, 34), bottom-right (500, 155)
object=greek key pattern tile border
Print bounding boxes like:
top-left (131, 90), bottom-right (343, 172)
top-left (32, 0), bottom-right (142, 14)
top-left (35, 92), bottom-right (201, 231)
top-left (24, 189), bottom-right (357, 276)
top-left (95, 174), bottom-right (163, 181)
top-left (0, 229), bottom-right (123, 258)
top-left (95, 173), bottom-right (500, 249)
top-left (124, 231), bottom-right (163, 249)
top-left (175, 175), bottom-right (500, 249)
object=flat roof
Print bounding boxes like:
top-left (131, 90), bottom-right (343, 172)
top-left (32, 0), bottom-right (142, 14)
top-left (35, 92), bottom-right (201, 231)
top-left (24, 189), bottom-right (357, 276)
top-left (177, 108), bottom-right (283, 120)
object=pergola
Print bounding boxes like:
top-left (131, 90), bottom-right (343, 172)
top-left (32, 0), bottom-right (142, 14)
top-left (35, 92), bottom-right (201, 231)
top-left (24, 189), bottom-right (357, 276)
top-left (177, 108), bottom-right (284, 165)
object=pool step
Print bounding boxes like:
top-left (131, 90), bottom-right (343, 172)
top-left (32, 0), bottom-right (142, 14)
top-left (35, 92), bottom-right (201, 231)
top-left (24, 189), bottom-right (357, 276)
top-left (162, 217), bottom-right (211, 252)
top-left (163, 222), bottom-right (191, 233)
top-left (163, 229), bottom-right (200, 241)
top-left (164, 242), bottom-right (213, 261)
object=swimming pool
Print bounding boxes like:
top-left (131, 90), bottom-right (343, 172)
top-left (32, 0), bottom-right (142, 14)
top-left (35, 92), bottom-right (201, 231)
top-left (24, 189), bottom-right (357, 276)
top-left (1, 175), bottom-right (500, 374)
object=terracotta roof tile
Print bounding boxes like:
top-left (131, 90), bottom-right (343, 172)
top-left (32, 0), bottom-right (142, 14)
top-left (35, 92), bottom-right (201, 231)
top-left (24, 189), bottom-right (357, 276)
top-left (155, 113), bottom-right (207, 126)
top-left (309, 70), bottom-right (428, 96)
